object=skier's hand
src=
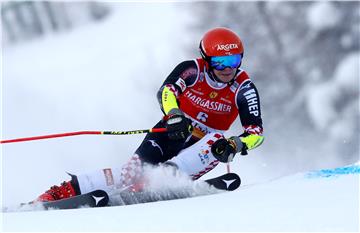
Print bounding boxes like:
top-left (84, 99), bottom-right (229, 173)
top-left (165, 109), bottom-right (193, 140)
top-left (240, 133), bottom-right (264, 154)
top-left (211, 136), bottom-right (243, 162)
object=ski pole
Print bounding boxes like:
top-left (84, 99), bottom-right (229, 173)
top-left (226, 163), bottom-right (231, 173)
top-left (0, 128), bottom-right (167, 144)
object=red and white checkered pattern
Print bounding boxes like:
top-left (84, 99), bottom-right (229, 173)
top-left (192, 160), bottom-right (220, 180)
top-left (120, 154), bottom-right (143, 187)
top-left (191, 133), bottom-right (222, 179)
top-left (243, 125), bottom-right (263, 135)
top-left (205, 133), bottom-right (223, 146)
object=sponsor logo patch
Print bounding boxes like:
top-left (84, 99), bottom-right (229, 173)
top-left (184, 90), bottom-right (232, 113)
top-left (243, 89), bottom-right (259, 116)
top-left (103, 168), bottom-right (114, 186)
top-left (175, 78), bottom-right (186, 92)
top-left (198, 149), bottom-right (210, 165)
top-left (209, 91), bottom-right (218, 99)
top-left (216, 44), bottom-right (239, 51)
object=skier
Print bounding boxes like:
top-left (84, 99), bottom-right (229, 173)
top-left (35, 27), bottom-right (264, 202)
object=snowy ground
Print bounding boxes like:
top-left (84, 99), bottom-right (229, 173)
top-left (2, 164), bottom-right (359, 232)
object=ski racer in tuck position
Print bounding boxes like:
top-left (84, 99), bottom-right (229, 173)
top-left (35, 27), bottom-right (264, 202)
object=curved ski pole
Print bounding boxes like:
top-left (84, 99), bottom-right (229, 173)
top-left (0, 128), bottom-right (167, 144)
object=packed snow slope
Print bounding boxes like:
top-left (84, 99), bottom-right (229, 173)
top-left (2, 164), bottom-right (359, 232)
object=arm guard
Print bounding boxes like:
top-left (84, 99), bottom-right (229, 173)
top-left (161, 85), bottom-right (179, 115)
top-left (157, 84), bottom-right (179, 115)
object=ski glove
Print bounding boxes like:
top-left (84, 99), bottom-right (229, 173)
top-left (211, 136), bottom-right (244, 163)
top-left (239, 133), bottom-right (264, 155)
top-left (165, 108), bottom-right (193, 140)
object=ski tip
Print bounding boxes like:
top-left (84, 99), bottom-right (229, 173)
top-left (90, 190), bottom-right (109, 207)
top-left (205, 173), bottom-right (241, 191)
top-left (41, 189), bottom-right (109, 210)
top-left (221, 173), bottom-right (241, 191)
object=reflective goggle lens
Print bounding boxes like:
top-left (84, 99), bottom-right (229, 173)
top-left (210, 54), bottom-right (242, 70)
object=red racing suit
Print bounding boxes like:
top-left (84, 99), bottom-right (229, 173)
top-left (157, 58), bottom-right (263, 140)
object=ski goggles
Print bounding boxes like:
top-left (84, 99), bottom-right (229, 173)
top-left (210, 54), bottom-right (242, 70)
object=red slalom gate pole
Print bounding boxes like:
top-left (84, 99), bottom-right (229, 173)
top-left (0, 128), bottom-right (167, 144)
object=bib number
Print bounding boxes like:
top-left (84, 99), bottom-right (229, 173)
top-left (196, 112), bottom-right (208, 123)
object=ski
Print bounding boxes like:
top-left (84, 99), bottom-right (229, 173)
top-left (13, 173), bottom-right (240, 211)
top-left (109, 173), bottom-right (241, 206)
top-left (41, 189), bottom-right (109, 210)
top-left (204, 172), bottom-right (241, 191)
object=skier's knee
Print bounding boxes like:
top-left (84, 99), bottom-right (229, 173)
top-left (136, 140), bottom-right (165, 164)
top-left (167, 132), bottom-right (221, 178)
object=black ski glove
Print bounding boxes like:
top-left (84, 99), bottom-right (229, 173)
top-left (165, 108), bottom-right (193, 140)
top-left (211, 136), bottom-right (244, 163)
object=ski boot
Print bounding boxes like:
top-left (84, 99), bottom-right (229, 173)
top-left (36, 174), bottom-right (81, 202)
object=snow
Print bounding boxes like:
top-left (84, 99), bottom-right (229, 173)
top-left (2, 3), bottom-right (191, 207)
top-left (1, 2), bottom-right (359, 232)
top-left (333, 52), bottom-right (360, 93)
top-left (306, 2), bottom-right (341, 32)
top-left (306, 52), bottom-right (359, 132)
top-left (2, 165), bottom-right (359, 231)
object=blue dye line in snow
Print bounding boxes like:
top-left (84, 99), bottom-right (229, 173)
top-left (306, 164), bottom-right (360, 178)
